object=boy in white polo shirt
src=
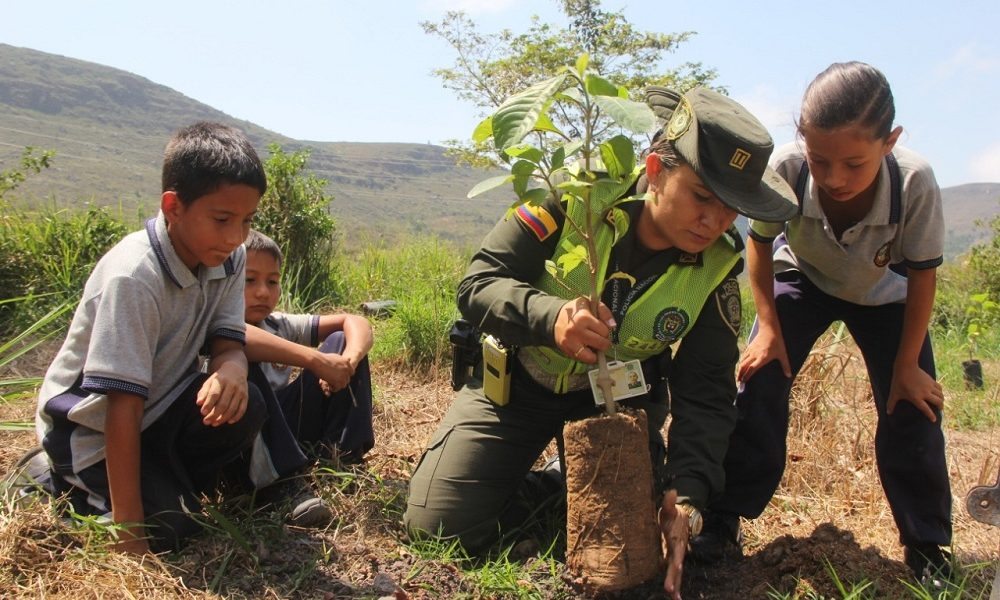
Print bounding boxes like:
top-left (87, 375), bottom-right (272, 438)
top-left (35, 122), bottom-right (272, 554)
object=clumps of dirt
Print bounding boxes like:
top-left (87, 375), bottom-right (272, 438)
top-left (683, 522), bottom-right (914, 599)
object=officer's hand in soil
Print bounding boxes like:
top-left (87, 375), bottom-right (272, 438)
top-left (888, 361), bottom-right (944, 422)
top-left (554, 297), bottom-right (615, 364)
top-left (659, 489), bottom-right (688, 600)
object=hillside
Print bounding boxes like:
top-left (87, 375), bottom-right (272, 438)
top-left (1, 43), bottom-right (997, 254)
top-left (0, 43), bottom-right (507, 248)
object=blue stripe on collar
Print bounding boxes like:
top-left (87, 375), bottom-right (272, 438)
top-left (145, 218), bottom-right (182, 289)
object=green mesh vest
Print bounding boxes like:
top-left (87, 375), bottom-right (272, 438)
top-left (520, 198), bottom-right (741, 393)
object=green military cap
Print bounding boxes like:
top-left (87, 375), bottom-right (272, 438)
top-left (646, 86), bottom-right (797, 223)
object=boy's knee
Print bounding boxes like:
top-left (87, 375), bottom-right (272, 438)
top-left (319, 330), bottom-right (346, 354)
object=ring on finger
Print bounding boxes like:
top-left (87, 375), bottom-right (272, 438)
top-left (574, 345), bottom-right (586, 358)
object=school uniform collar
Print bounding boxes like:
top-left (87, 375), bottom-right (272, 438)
top-left (145, 211), bottom-right (237, 289)
top-left (802, 157), bottom-right (899, 226)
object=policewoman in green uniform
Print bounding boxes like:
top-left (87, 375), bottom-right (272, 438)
top-left (404, 86), bottom-right (798, 594)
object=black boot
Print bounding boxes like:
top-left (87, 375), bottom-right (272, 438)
top-left (688, 510), bottom-right (741, 564)
top-left (904, 544), bottom-right (953, 587)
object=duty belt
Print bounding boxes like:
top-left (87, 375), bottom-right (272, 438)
top-left (517, 353), bottom-right (590, 393)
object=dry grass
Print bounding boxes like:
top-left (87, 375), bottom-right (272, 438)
top-left (1, 335), bottom-right (998, 599)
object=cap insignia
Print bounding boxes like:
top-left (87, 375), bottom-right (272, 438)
top-left (666, 97), bottom-right (692, 141)
top-left (729, 148), bottom-right (751, 170)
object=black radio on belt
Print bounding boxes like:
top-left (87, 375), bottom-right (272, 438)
top-left (449, 319), bottom-right (482, 391)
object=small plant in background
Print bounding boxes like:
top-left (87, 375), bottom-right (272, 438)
top-left (963, 291), bottom-right (998, 389)
top-left (965, 292), bottom-right (997, 361)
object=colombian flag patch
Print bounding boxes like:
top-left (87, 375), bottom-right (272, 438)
top-left (515, 204), bottom-right (557, 241)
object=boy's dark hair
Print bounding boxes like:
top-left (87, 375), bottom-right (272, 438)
top-left (162, 122), bottom-right (268, 205)
top-left (245, 229), bottom-right (284, 265)
top-left (798, 61), bottom-right (896, 140)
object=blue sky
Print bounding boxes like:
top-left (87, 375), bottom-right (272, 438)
top-left (5, 0), bottom-right (1000, 187)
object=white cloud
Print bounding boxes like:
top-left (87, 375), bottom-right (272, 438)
top-left (421, 0), bottom-right (523, 15)
top-left (970, 143), bottom-right (1000, 183)
top-left (934, 44), bottom-right (1000, 79)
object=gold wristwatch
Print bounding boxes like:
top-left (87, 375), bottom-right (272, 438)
top-left (675, 502), bottom-right (703, 537)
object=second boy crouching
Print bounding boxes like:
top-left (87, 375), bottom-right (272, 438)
top-left (242, 230), bottom-right (376, 464)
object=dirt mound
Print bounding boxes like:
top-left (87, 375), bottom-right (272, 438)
top-left (682, 523), bottom-right (914, 599)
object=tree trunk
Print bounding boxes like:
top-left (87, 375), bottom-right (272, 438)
top-left (564, 410), bottom-right (662, 594)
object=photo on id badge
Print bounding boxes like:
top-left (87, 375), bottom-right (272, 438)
top-left (589, 359), bottom-right (647, 406)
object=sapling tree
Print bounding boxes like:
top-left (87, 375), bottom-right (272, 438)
top-left (966, 292), bottom-right (998, 361)
top-left (468, 54), bottom-right (656, 413)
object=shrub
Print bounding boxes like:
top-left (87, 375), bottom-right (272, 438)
top-left (332, 236), bottom-right (469, 367)
top-left (254, 145), bottom-right (337, 307)
top-left (0, 204), bottom-right (131, 334)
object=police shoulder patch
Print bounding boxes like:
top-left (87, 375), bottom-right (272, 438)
top-left (716, 277), bottom-right (742, 337)
top-left (515, 204), bottom-right (558, 241)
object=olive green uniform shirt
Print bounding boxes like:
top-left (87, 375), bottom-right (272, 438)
top-left (457, 195), bottom-right (743, 508)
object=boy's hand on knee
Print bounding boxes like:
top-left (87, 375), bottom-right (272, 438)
top-left (311, 350), bottom-right (352, 393)
top-left (197, 364), bottom-right (249, 426)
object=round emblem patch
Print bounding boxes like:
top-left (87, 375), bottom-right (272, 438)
top-left (654, 308), bottom-right (690, 343)
top-left (873, 241), bottom-right (892, 267)
top-left (666, 98), bottom-right (693, 141)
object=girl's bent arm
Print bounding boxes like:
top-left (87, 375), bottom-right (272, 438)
top-left (888, 267), bottom-right (944, 421)
top-left (738, 237), bottom-right (790, 381)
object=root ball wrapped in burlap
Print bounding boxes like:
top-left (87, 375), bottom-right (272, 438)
top-left (564, 410), bottom-right (662, 594)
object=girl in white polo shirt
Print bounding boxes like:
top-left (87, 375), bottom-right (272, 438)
top-left (694, 61), bottom-right (952, 583)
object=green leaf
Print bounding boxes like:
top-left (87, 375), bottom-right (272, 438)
top-left (575, 54), bottom-right (589, 76)
top-left (557, 244), bottom-right (589, 275)
top-left (519, 187), bottom-right (549, 205)
top-left (511, 160), bottom-right (536, 196)
top-left (468, 174), bottom-right (514, 198)
top-left (585, 74), bottom-right (621, 98)
top-left (556, 179), bottom-right (592, 198)
top-left (591, 173), bottom-right (640, 212)
top-left (608, 207), bottom-right (630, 246)
top-left (562, 140), bottom-right (584, 161)
top-left (552, 146), bottom-right (566, 171)
top-left (505, 144), bottom-right (544, 164)
top-left (544, 259), bottom-right (562, 279)
top-left (471, 116), bottom-right (493, 143)
top-left (533, 112), bottom-right (564, 136)
top-left (492, 74), bottom-right (568, 151)
top-left (592, 96), bottom-right (658, 134)
top-left (558, 87), bottom-right (583, 105)
top-left (599, 135), bottom-right (636, 180)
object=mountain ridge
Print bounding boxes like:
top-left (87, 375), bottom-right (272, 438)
top-left (1, 43), bottom-right (996, 254)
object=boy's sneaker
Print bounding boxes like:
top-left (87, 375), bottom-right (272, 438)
top-left (259, 474), bottom-right (334, 528)
top-left (904, 544), bottom-right (952, 587)
top-left (688, 510), bottom-right (742, 564)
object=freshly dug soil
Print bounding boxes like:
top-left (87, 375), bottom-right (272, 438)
top-left (564, 410), bottom-right (662, 594)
